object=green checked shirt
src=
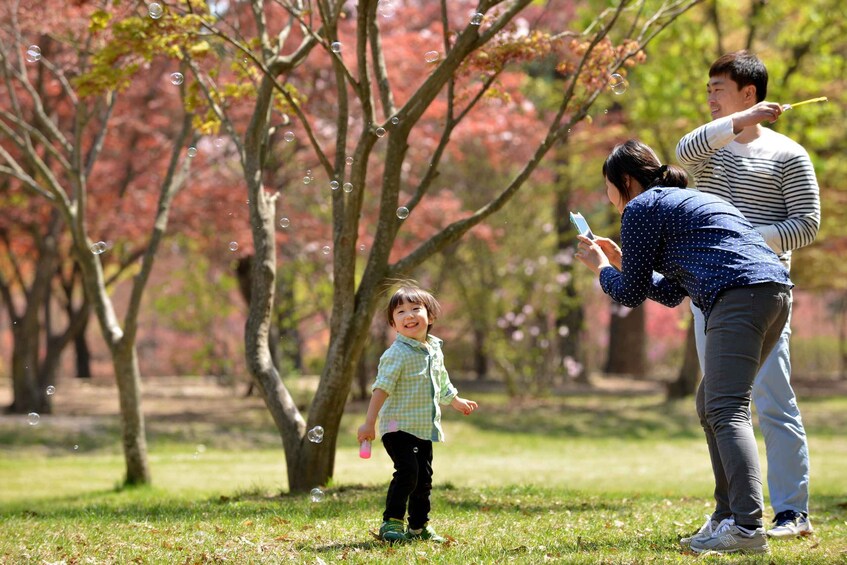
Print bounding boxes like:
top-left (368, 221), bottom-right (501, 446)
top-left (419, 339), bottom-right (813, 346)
top-left (373, 333), bottom-right (458, 442)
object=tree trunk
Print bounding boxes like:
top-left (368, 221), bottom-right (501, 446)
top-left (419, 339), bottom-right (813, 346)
top-left (113, 341), bottom-right (150, 485)
top-left (9, 324), bottom-right (40, 414)
top-left (667, 311), bottom-right (701, 398)
top-left (74, 323), bottom-right (92, 379)
top-left (472, 327), bottom-right (488, 380)
top-left (604, 302), bottom-right (647, 376)
top-left (554, 171), bottom-right (587, 383)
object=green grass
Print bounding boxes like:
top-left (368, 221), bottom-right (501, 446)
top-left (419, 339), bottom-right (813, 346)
top-left (2, 385), bottom-right (847, 563)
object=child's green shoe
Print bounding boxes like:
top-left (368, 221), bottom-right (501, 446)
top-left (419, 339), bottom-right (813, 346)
top-left (379, 518), bottom-right (407, 542)
top-left (406, 523), bottom-right (446, 543)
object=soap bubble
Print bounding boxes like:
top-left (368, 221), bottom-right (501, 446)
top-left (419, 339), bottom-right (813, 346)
top-left (345, 156), bottom-right (354, 166)
top-left (214, 137), bottom-right (225, 148)
top-left (170, 72), bottom-right (184, 86)
top-left (27, 412), bottom-right (40, 426)
top-left (148, 3), bottom-right (164, 19)
top-left (279, 217), bottom-right (290, 228)
top-left (308, 426), bottom-right (325, 442)
top-left (396, 206), bottom-right (409, 219)
top-left (609, 73), bottom-right (628, 95)
top-left (25, 45), bottom-right (41, 63)
top-left (187, 146), bottom-right (197, 158)
top-left (321, 246), bottom-right (331, 255)
top-left (342, 182), bottom-right (353, 193)
top-left (390, 116), bottom-right (400, 125)
top-left (46, 386), bottom-right (55, 396)
top-left (330, 180), bottom-right (339, 191)
top-left (228, 241), bottom-right (238, 252)
top-left (330, 42), bottom-right (342, 53)
top-left (90, 241), bottom-right (107, 255)
top-left (283, 131), bottom-right (295, 142)
top-left (412, 447), bottom-right (419, 453)
top-left (303, 176), bottom-right (312, 185)
top-left (424, 51), bottom-right (439, 63)
top-left (470, 12), bottom-right (484, 25)
top-left (310, 488), bottom-right (324, 502)
top-left (377, 0), bottom-right (395, 18)
top-left (375, 127), bottom-right (386, 137)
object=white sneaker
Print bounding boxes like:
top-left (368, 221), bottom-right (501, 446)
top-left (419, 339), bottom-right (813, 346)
top-left (679, 515), bottom-right (719, 548)
top-left (767, 510), bottom-right (813, 538)
top-left (689, 518), bottom-right (769, 554)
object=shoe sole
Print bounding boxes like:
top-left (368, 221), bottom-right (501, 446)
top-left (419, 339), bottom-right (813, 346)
top-left (690, 543), bottom-right (769, 555)
top-left (766, 529), bottom-right (813, 539)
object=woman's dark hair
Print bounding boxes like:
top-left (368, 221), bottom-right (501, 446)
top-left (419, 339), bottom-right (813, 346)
top-left (602, 139), bottom-right (688, 203)
top-left (709, 50), bottom-right (768, 103)
top-left (386, 286), bottom-right (442, 329)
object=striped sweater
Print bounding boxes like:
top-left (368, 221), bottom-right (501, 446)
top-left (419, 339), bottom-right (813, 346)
top-left (676, 116), bottom-right (820, 262)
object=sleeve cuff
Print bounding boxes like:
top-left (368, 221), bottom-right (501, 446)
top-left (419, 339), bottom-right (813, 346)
top-left (755, 225), bottom-right (784, 255)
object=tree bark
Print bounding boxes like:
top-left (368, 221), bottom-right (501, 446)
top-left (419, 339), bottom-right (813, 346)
top-left (113, 341), bottom-right (150, 484)
top-left (604, 302), bottom-right (647, 376)
top-left (667, 310), bottom-right (701, 398)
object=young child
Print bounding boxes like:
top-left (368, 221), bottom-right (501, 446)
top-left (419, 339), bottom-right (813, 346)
top-left (357, 285), bottom-right (478, 543)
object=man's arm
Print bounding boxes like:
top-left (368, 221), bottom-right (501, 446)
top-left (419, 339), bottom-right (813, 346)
top-left (755, 153), bottom-right (821, 254)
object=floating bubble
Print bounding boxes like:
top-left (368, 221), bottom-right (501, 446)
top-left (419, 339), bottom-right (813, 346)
top-left (342, 182), bottom-right (353, 193)
top-left (187, 146), bottom-right (197, 158)
top-left (375, 127), bottom-right (386, 138)
top-left (27, 412), bottom-right (40, 426)
top-left (148, 2), bottom-right (164, 19)
top-left (424, 51), bottom-right (439, 63)
top-left (396, 206), bottom-right (409, 219)
top-left (283, 131), bottom-right (295, 143)
top-left (307, 426), bottom-right (325, 442)
top-left (470, 12), bottom-right (484, 25)
top-left (345, 156), bottom-right (354, 166)
top-left (321, 246), bottom-right (331, 255)
top-left (359, 244), bottom-right (366, 252)
top-left (214, 137), bottom-right (225, 148)
top-left (390, 116), bottom-right (400, 125)
top-left (330, 42), bottom-right (342, 53)
top-left (303, 176), bottom-right (312, 185)
top-left (73, 444), bottom-right (79, 450)
top-left (228, 241), bottom-right (238, 252)
top-left (377, 0), bottom-right (395, 18)
top-left (609, 73), bottom-right (628, 95)
top-left (25, 45), bottom-right (41, 63)
top-left (310, 487), bottom-right (324, 502)
top-left (412, 447), bottom-right (419, 453)
top-left (170, 72), bottom-right (184, 86)
top-left (90, 241), bottom-right (107, 255)
top-left (330, 180), bottom-right (339, 191)
top-left (279, 217), bottom-right (290, 228)
top-left (196, 444), bottom-right (207, 453)
top-left (46, 386), bottom-right (55, 396)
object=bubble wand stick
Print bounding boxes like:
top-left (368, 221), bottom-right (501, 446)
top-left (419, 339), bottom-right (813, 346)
top-left (782, 97), bottom-right (828, 110)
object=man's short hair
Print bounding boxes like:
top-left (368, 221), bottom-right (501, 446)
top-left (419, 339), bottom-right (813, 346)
top-left (709, 50), bottom-right (768, 102)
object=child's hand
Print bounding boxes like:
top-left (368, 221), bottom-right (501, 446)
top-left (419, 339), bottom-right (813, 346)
top-left (358, 423), bottom-right (375, 443)
top-left (451, 396), bottom-right (478, 416)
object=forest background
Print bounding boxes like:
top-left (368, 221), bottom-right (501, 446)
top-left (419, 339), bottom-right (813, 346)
top-left (1, 0), bottom-right (846, 491)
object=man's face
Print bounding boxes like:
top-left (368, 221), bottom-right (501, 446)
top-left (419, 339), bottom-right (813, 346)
top-left (707, 74), bottom-right (755, 119)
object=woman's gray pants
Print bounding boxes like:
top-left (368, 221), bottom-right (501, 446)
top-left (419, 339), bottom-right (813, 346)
top-left (695, 282), bottom-right (792, 527)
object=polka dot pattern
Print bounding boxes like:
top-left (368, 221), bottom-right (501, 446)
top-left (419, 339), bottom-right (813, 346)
top-left (599, 187), bottom-right (792, 325)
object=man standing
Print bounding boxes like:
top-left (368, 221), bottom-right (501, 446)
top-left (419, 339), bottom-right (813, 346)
top-left (676, 50), bottom-right (820, 549)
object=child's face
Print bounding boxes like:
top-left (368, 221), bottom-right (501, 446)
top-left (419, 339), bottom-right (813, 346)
top-left (391, 300), bottom-right (431, 342)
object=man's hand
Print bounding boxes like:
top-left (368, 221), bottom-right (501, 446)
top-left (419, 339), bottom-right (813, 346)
top-left (732, 101), bottom-right (783, 133)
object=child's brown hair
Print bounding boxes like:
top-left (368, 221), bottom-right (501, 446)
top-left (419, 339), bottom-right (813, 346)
top-left (386, 286), bottom-right (442, 331)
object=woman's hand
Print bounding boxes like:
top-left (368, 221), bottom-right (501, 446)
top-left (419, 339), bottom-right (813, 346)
top-left (591, 236), bottom-right (622, 270)
top-left (576, 235), bottom-right (612, 275)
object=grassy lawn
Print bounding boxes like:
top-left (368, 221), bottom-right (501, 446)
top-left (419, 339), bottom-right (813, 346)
top-left (1, 379), bottom-right (846, 563)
